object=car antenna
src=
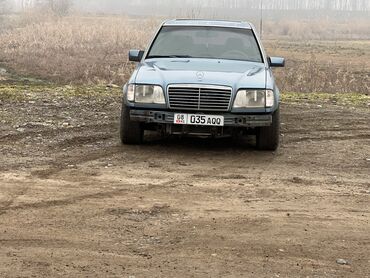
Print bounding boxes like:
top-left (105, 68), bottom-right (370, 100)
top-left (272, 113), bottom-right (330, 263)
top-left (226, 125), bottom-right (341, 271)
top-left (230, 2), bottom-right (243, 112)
top-left (259, 0), bottom-right (263, 40)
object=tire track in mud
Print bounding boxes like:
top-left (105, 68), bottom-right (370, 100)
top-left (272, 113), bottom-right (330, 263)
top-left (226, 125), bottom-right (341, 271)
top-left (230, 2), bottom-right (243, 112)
top-left (55, 133), bottom-right (112, 148)
top-left (0, 238), bottom-right (138, 258)
top-left (1, 120), bottom-right (119, 173)
top-left (0, 186), bottom-right (130, 215)
top-left (0, 179), bottom-right (178, 215)
top-left (0, 238), bottom-right (149, 261)
top-left (30, 145), bottom-right (121, 179)
top-left (0, 122), bottom-right (116, 143)
top-left (286, 133), bottom-right (370, 143)
top-left (283, 127), bottom-right (370, 134)
top-left (0, 238), bottom-right (73, 248)
top-left (0, 186), bottom-right (29, 216)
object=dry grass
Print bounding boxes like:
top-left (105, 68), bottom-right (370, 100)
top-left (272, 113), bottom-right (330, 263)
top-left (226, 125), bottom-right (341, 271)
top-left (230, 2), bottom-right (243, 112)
top-left (0, 14), bottom-right (158, 84)
top-left (265, 40), bottom-right (370, 94)
top-left (0, 13), bottom-right (369, 94)
top-left (275, 58), bottom-right (369, 94)
top-left (264, 19), bottom-right (370, 40)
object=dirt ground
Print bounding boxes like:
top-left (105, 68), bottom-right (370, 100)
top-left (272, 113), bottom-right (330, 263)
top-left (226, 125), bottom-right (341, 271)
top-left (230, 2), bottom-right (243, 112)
top-left (0, 84), bottom-right (370, 278)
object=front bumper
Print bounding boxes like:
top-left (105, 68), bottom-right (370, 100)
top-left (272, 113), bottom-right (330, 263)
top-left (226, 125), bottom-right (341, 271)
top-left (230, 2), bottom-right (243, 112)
top-left (130, 109), bottom-right (272, 127)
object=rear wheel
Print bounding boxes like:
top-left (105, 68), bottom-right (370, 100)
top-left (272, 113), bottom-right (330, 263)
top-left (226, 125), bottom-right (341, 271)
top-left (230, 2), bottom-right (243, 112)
top-left (256, 108), bottom-right (280, 151)
top-left (120, 104), bottom-right (143, 145)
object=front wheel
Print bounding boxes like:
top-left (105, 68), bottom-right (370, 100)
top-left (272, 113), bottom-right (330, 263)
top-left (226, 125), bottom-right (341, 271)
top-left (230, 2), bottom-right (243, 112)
top-left (256, 108), bottom-right (280, 151)
top-left (120, 104), bottom-right (143, 145)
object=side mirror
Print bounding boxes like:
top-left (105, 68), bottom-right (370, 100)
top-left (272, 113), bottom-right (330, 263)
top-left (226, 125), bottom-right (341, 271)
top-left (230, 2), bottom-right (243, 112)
top-left (268, 57), bottom-right (285, 68)
top-left (129, 49), bottom-right (144, 62)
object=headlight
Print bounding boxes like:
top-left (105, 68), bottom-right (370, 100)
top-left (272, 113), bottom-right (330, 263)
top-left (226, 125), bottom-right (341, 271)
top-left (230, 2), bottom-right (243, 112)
top-left (126, 84), bottom-right (165, 104)
top-left (127, 84), bottom-right (135, 101)
top-left (265, 90), bottom-right (274, 107)
top-left (233, 89), bottom-right (274, 108)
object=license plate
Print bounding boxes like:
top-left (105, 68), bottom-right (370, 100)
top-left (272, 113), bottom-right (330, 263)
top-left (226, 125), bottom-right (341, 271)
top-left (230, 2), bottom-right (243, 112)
top-left (174, 114), bottom-right (224, 126)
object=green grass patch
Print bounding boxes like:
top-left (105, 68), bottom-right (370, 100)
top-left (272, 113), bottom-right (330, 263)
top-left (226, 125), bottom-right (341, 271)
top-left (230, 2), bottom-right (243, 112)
top-left (0, 83), bottom-right (122, 101)
top-left (282, 92), bottom-right (370, 106)
top-left (1, 83), bottom-right (369, 107)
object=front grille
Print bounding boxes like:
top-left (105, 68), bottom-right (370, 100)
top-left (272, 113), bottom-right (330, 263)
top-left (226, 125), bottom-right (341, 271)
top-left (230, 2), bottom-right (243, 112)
top-left (168, 85), bottom-right (232, 111)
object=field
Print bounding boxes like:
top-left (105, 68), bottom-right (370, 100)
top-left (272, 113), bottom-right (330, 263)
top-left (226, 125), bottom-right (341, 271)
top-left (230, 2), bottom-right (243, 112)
top-left (0, 14), bottom-right (369, 93)
top-left (0, 13), bottom-right (370, 278)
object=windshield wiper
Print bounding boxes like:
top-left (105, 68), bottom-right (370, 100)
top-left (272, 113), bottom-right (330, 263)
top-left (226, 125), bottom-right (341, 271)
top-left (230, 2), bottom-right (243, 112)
top-left (147, 55), bottom-right (193, 59)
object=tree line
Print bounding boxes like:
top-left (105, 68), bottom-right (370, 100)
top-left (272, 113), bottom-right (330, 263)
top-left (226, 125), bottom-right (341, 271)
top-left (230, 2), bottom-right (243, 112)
top-left (144, 0), bottom-right (370, 11)
top-left (7, 0), bottom-right (71, 15)
top-left (4, 0), bottom-right (370, 13)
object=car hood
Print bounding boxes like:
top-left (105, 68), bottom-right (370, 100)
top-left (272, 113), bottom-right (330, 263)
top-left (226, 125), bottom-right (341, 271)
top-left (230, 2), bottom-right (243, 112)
top-left (134, 58), bottom-right (267, 91)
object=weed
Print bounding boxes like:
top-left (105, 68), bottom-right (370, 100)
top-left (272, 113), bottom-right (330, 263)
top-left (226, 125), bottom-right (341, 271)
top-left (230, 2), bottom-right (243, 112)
top-left (0, 14), bottom-right (368, 94)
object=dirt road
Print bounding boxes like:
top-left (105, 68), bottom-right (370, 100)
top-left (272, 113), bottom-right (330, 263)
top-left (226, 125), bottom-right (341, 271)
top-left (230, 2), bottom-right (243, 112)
top-left (0, 87), bottom-right (369, 277)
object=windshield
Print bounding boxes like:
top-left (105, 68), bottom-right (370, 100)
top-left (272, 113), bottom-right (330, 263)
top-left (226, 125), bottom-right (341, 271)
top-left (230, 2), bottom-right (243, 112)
top-left (147, 26), bottom-right (263, 63)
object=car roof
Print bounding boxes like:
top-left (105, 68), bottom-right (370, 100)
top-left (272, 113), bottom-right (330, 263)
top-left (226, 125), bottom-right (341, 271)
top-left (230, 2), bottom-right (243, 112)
top-left (163, 19), bottom-right (252, 29)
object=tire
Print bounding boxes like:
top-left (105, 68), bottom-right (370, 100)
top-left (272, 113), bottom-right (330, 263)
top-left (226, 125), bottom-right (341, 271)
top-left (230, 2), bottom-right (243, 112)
top-left (256, 108), bottom-right (280, 151)
top-left (120, 104), bottom-right (143, 145)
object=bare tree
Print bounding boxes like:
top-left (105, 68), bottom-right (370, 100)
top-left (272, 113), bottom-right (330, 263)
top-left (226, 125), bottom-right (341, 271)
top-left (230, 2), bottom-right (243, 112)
top-left (49, 0), bottom-right (71, 16)
top-left (0, 0), bottom-right (11, 14)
